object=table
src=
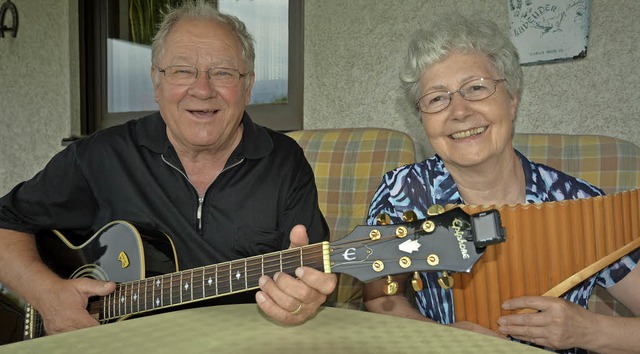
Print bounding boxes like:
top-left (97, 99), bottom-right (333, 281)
top-left (0, 304), bottom-right (548, 353)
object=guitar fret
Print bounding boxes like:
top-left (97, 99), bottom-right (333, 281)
top-left (201, 268), bottom-right (205, 300)
top-left (114, 288), bottom-right (118, 318)
top-left (135, 280), bottom-right (140, 314)
top-left (118, 283), bottom-right (127, 316)
top-left (244, 258), bottom-right (248, 289)
top-left (215, 264), bottom-right (219, 295)
top-left (113, 285), bottom-right (117, 317)
top-left (128, 281), bottom-right (133, 315)
top-left (117, 283), bottom-right (122, 317)
top-left (109, 290), bottom-right (118, 318)
top-left (125, 282), bottom-right (130, 315)
top-left (143, 278), bottom-right (148, 313)
top-left (169, 274), bottom-right (174, 305)
top-left (130, 281), bottom-right (135, 315)
top-left (138, 279), bottom-right (143, 313)
top-left (105, 292), bottom-right (110, 320)
top-left (189, 269), bottom-right (193, 301)
top-left (124, 282), bottom-right (128, 315)
top-left (157, 277), bottom-right (163, 308)
top-left (129, 282), bottom-right (134, 314)
top-left (111, 290), bottom-right (116, 319)
top-left (110, 291), bottom-right (115, 319)
top-left (299, 247), bottom-right (304, 267)
top-left (165, 274), bottom-right (170, 306)
top-left (151, 277), bottom-right (155, 309)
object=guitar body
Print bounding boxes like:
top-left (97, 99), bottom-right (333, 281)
top-left (22, 221), bottom-right (177, 341)
top-left (7, 209), bottom-right (505, 344)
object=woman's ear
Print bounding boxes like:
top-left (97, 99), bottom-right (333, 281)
top-left (509, 95), bottom-right (519, 122)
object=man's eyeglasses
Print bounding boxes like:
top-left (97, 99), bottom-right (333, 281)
top-left (155, 65), bottom-right (251, 87)
top-left (416, 78), bottom-right (507, 114)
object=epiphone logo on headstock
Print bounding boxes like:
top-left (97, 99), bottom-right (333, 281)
top-left (452, 218), bottom-right (470, 259)
top-left (342, 248), bottom-right (357, 261)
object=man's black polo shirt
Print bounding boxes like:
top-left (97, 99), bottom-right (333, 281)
top-left (0, 112), bottom-right (329, 274)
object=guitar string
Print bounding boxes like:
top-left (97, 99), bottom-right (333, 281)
top-left (96, 230), bottom-right (414, 319)
top-left (92, 245), bottom-right (327, 319)
top-left (38, 225), bottom-right (424, 327)
top-left (90, 229), bottom-right (416, 320)
top-left (97, 259), bottom-right (325, 320)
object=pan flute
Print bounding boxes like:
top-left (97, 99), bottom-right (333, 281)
top-left (449, 188), bottom-right (640, 332)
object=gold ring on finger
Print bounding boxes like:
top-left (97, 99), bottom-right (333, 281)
top-left (290, 302), bottom-right (303, 315)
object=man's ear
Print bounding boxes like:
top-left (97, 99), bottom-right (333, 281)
top-left (243, 72), bottom-right (256, 106)
top-left (151, 65), bottom-right (160, 103)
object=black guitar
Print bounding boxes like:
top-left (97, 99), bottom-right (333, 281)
top-left (17, 207), bottom-right (504, 341)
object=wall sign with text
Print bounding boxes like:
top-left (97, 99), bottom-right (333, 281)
top-left (509, 0), bottom-right (591, 64)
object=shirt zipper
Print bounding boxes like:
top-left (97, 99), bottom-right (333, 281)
top-left (197, 197), bottom-right (204, 231)
top-left (162, 154), bottom-right (245, 233)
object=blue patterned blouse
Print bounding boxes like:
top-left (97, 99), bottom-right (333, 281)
top-left (367, 150), bottom-right (639, 354)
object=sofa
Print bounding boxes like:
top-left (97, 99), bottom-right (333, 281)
top-left (287, 129), bottom-right (640, 317)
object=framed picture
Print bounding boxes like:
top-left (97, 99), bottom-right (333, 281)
top-left (508, 0), bottom-right (591, 64)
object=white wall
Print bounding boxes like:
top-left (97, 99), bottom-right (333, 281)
top-left (304, 0), bottom-right (640, 158)
top-left (0, 0), bottom-right (78, 191)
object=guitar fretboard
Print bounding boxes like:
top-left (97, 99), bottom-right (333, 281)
top-left (92, 243), bottom-right (327, 320)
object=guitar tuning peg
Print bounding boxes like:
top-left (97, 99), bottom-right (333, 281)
top-left (376, 213), bottom-right (391, 226)
top-left (437, 271), bottom-right (454, 289)
top-left (384, 275), bottom-right (398, 295)
top-left (401, 210), bottom-right (417, 223)
top-left (411, 271), bottom-right (423, 292)
top-left (427, 204), bottom-right (445, 216)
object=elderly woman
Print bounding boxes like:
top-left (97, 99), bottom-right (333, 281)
top-left (363, 15), bottom-right (640, 354)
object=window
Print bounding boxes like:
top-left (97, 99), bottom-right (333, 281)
top-left (79, 0), bottom-right (303, 134)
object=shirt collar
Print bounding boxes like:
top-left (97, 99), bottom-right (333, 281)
top-left (136, 111), bottom-right (273, 160)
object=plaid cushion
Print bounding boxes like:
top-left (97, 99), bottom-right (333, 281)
top-left (286, 128), bottom-right (416, 310)
top-left (514, 133), bottom-right (640, 318)
top-left (513, 134), bottom-right (640, 194)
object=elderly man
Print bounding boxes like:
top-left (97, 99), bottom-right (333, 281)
top-left (0, 0), bottom-right (336, 337)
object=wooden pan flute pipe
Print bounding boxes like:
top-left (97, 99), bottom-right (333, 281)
top-left (445, 188), bottom-right (640, 332)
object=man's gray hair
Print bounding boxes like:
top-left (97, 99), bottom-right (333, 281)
top-left (151, 0), bottom-right (255, 85)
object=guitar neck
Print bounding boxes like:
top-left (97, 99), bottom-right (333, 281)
top-left (90, 243), bottom-right (328, 320)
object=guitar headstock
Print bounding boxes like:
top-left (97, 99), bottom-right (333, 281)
top-left (328, 207), bottom-right (505, 282)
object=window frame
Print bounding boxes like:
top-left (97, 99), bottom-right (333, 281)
top-left (79, 0), bottom-right (303, 134)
